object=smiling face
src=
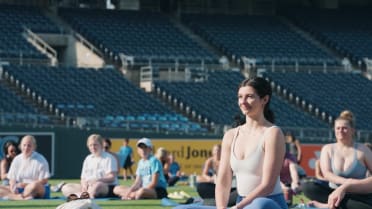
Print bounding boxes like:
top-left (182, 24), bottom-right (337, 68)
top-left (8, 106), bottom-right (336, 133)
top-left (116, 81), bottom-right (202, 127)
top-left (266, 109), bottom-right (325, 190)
top-left (238, 86), bottom-right (268, 118)
top-left (334, 119), bottom-right (354, 142)
top-left (7, 144), bottom-right (18, 158)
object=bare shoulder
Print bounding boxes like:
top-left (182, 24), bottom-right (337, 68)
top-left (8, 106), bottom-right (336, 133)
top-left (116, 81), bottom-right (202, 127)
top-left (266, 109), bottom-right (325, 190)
top-left (265, 126), bottom-right (284, 140)
top-left (322, 143), bottom-right (333, 150)
top-left (358, 143), bottom-right (372, 154)
top-left (320, 143), bottom-right (333, 155)
top-left (205, 157), bottom-right (214, 165)
top-left (220, 127), bottom-right (238, 151)
top-left (222, 127), bottom-right (238, 142)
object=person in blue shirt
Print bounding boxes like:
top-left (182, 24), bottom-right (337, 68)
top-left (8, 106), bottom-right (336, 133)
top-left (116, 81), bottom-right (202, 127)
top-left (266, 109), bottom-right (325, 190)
top-left (113, 138), bottom-right (168, 200)
top-left (168, 154), bottom-right (182, 186)
top-left (118, 138), bottom-right (134, 180)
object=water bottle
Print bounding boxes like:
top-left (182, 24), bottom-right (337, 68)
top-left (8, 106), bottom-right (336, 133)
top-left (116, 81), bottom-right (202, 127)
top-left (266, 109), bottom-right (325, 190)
top-left (189, 174), bottom-right (197, 188)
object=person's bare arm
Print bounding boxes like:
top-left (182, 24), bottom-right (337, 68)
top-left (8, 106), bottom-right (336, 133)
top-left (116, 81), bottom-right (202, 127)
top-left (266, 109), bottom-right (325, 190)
top-left (0, 159), bottom-right (8, 180)
top-left (315, 159), bottom-right (326, 181)
top-left (124, 175), bottom-right (142, 198)
top-left (98, 171), bottom-right (116, 183)
top-left (163, 161), bottom-right (170, 175)
top-left (328, 177), bottom-right (372, 209)
top-left (215, 129), bottom-right (234, 209)
top-left (9, 178), bottom-right (17, 193)
top-left (201, 158), bottom-right (214, 182)
top-left (295, 140), bottom-right (302, 163)
top-left (289, 161), bottom-right (300, 192)
top-left (361, 144), bottom-right (372, 175)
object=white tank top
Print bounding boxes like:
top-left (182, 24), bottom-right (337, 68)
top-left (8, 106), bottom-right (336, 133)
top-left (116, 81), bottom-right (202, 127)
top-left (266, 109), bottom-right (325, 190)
top-left (230, 126), bottom-right (283, 196)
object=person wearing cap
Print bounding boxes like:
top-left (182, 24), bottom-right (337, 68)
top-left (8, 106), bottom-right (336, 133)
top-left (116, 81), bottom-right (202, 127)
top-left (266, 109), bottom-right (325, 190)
top-left (61, 134), bottom-right (119, 198)
top-left (113, 137), bottom-right (168, 200)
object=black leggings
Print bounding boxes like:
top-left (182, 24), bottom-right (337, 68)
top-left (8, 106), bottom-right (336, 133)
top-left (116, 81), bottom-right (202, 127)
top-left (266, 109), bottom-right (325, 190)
top-left (302, 179), bottom-right (372, 209)
top-left (196, 182), bottom-right (237, 207)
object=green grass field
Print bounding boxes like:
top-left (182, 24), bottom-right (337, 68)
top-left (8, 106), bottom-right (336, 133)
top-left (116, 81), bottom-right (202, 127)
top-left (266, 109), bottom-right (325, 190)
top-left (0, 179), bottom-right (308, 209)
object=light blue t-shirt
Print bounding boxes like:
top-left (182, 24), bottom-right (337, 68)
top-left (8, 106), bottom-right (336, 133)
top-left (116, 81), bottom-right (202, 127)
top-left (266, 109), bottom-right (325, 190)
top-left (118, 146), bottom-right (133, 165)
top-left (169, 162), bottom-right (180, 176)
top-left (119, 146), bottom-right (133, 159)
top-left (136, 155), bottom-right (167, 189)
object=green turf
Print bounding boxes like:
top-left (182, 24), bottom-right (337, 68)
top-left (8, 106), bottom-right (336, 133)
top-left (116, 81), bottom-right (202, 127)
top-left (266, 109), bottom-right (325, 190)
top-left (0, 179), bottom-right (309, 209)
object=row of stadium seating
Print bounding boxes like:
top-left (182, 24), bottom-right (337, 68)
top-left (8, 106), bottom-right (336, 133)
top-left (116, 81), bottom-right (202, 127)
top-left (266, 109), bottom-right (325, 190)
top-left (0, 81), bottom-right (51, 124)
top-left (1, 5), bottom-right (372, 136)
top-left (1, 65), bottom-right (208, 133)
top-left (181, 14), bottom-right (339, 66)
top-left (0, 5), bottom-right (61, 60)
top-left (154, 70), bottom-right (329, 128)
top-left (284, 8), bottom-right (372, 65)
top-left (1, 5), bottom-right (372, 69)
top-left (58, 8), bottom-right (219, 64)
top-left (0, 82), bottom-right (37, 114)
top-left (263, 71), bottom-right (372, 130)
top-left (3, 62), bottom-right (372, 134)
top-left (2, 64), bottom-right (331, 131)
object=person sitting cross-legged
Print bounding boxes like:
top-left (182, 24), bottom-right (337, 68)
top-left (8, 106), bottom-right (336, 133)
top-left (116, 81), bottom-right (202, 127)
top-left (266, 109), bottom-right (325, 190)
top-left (61, 134), bottom-right (119, 198)
top-left (0, 135), bottom-right (50, 200)
top-left (113, 138), bottom-right (168, 200)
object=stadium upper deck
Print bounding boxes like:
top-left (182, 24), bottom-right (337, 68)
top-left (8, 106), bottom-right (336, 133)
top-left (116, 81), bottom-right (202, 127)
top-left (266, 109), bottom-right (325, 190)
top-left (0, 3), bottom-right (371, 142)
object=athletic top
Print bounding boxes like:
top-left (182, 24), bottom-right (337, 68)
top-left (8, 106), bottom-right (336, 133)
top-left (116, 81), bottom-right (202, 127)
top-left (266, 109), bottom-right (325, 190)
top-left (81, 151), bottom-right (118, 185)
top-left (230, 126), bottom-right (282, 196)
top-left (330, 143), bottom-right (367, 188)
top-left (7, 151), bottom-right (50, 183)
top-left (137, 155), bottom-right (167, 189)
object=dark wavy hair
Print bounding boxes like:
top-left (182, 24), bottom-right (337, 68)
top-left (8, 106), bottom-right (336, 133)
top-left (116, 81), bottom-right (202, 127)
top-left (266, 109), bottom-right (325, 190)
top-left (238, 77), bottom-right (274, 123)
top-left (2, 140), bottom-right (19, 156)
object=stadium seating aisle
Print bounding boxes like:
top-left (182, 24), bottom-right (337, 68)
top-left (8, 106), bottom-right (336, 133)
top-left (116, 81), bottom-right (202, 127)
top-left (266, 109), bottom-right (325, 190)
top-left (0, 5), bottom-right (62, 61)
top-left (0, 81), bottom-right (51, 125)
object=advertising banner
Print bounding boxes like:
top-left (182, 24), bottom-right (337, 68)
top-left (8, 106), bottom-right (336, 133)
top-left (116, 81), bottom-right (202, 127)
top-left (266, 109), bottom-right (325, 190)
top-left (299, 144), bottom-right (324, 177)
top-left (111, 138), bottom-right (222, 175)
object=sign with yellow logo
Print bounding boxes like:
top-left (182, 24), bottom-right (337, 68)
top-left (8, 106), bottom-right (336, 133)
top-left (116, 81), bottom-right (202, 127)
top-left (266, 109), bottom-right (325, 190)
top-left (111, 138), bottom-right (222, 175)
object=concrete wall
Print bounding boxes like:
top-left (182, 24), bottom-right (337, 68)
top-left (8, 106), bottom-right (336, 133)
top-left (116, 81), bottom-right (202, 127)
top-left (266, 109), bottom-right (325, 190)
top-left (75, 41), bottom-right (105, 68)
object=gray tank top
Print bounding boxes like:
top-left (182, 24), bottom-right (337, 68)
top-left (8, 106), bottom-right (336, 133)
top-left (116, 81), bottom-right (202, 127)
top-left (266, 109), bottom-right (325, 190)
top-left (230, 126), bottom-right (283, 196)
top-left (329, 143), bottom-right (367, 188)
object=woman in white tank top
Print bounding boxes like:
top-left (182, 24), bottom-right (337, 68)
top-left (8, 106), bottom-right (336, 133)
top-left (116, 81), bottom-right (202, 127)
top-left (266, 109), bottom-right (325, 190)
top-left (215, 77), bottom-right (287, 209)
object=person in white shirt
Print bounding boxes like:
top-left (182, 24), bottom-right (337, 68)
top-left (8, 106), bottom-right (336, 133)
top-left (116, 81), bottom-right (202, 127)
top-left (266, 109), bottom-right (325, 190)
top-left (61, 134), bottom-right (118, 198)
top-left (0, 135), bottom-right (50, 200)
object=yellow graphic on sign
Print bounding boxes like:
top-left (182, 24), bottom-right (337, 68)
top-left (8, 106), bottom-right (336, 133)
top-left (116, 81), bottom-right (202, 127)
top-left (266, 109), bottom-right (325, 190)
top-left (111, 138), bottom-right (222, 175)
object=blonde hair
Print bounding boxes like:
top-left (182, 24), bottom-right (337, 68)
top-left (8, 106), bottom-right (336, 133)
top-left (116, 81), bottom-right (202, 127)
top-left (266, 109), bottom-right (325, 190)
top-left (20, 135), bottom-right (37, 150)
top-left (155, 147), bottom-right (168, 160)
top-left (336, 110), bottom-right (355, 128)
top-left (86, 134), bottom-right (103, 147)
